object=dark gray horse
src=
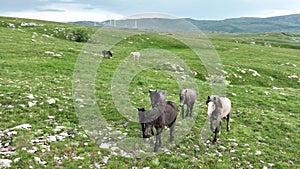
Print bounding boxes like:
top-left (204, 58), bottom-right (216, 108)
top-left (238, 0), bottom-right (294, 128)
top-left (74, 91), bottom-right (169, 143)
top-left (138, 90), bottom-right (178, 152)
top-left (206, 95), bottom-right (231, 143)
top-left (102, 50), bottom-right (113, 59)
top-left (139, 101), bottom-right (178, 152)
top-left (179, 88), bottom-right (197, 119)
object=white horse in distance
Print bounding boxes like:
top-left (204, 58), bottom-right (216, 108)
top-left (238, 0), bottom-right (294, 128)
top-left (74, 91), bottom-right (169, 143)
top-left (130, 52), bottom-right (140, 61)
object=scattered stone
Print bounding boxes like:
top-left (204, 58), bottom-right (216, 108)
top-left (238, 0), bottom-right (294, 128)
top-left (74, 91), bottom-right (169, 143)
top-left (13, 124), bottom-right (32, 130)
top-left (47, 98), bottom-right (56, 105)
top-left (34, 157), bottom-right (47, 165)
top-left (28, 101), bottom-right (38, 107)
top-left (100, 143), bottom-right (110, 149)
top-left (0, 159), bottom-right (12, 168)
top-left (48, 116), bottom-right (55, 119)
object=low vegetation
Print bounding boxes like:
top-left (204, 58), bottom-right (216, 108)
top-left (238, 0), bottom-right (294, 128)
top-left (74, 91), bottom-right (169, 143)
top-left (0, 16), bottom-right (299, 168)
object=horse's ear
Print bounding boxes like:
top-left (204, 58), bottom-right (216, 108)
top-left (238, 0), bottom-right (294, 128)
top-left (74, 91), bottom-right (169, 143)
top-left (185, 89), bottom-right (188, 93)
top-left (138, 107), bottom-right (145, 112)
top-left (207, 96), bottom-right (210, 100)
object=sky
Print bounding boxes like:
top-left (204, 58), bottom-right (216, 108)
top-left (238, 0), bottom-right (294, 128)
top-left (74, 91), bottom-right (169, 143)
top-left (1, 0), bottom-right (300, 22)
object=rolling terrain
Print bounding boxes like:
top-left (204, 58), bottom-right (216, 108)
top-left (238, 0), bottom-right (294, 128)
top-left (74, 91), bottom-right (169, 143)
top-left (0, 16), bottom-right (299, 168)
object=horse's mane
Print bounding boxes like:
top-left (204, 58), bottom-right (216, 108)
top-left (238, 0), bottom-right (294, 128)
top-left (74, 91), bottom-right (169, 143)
top-left (166, 101), bottom-right (178, 111)
top-left (214, 96), bottom-right (223, 108)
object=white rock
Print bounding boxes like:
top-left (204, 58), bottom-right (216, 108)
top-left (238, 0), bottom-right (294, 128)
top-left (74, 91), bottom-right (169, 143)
top-left (47, 136), bottom-right (57, 142)
top-left (48, 115), bottom-right (55, 119)
top-left (7, 131), bottom-right (17, 136)
top-left (73, 156), bottom-right (84, 160)
top-left (34, 157), bottom-right (47, 165)
top-left (28, 101), bottom-right (38, 107)
top-left (27, 94), bottom-right (34, 99)
top-left (14, 158), bottom-right (20, 163)
top-left (27, 147), bottom-right (38, 154)
top-left (100, 143), bottom-right (110, 149)
top-left (13, 124), bottom-right (32, 130)
top-left (7, 105), bottom-right (14, 108)
top-left (19, 104), bottom-right (26, 108)
top-left (0, 159), bottom-right (12, 168)
top-left (272, 86), bottom-right (284, 90)
top-left (53, 126), bottom-right (65, 132)
top-left (59, 132), bottom-right (69, 137)
top-left (47, 98), bottom-right (56, 105)
top-left (288, 75), bottom-right (298, 79)
top-left (102, 156), bottom-right (110, 164)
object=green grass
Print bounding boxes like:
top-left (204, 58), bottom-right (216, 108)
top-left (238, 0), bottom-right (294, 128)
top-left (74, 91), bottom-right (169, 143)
top-left (0, 16), bottom-right (299, 168)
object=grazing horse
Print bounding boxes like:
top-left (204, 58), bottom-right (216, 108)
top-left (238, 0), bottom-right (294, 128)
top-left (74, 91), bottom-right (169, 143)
top-left (206, 95), bottom-right (231, 143)
top-left (102, 50), bottom-right (113, 59)
top-left (139, 101), bottom-right (178, 152)
top-left (179, 88), bottom-right (197, 119)
top-left (130, 52), bottom-right (140, 61)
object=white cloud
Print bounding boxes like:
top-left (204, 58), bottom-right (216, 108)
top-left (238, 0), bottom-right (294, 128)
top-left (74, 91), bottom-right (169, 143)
top-left (1, 3), bottom-right (123, 22)
top-left (260, 9), bottom-right (300, 18)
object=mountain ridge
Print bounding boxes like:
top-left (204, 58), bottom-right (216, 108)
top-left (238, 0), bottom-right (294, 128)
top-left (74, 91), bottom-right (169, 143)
top-left (69, 14), bottom-right (300, 33)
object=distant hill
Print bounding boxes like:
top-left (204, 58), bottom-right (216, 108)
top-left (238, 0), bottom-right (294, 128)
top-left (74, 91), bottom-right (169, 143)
top-left (187, 14), bottom-right (300, 33)
top-left (69, 21), bottom-right (104, 27)
top-left (70, 14), bottom-right (300, 33)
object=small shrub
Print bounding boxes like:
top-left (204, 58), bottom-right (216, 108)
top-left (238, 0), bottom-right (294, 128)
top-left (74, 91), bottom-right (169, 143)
top-left (70, 28), bottom-right (89, 42)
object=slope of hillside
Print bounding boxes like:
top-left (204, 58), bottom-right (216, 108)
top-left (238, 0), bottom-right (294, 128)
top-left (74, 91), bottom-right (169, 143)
top-left (0, 16), bottom-right (299, 168)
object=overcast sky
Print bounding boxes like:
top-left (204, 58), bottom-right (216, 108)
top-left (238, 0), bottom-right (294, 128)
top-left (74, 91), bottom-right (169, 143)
top-left (1, 0), bottom-right (300, 22)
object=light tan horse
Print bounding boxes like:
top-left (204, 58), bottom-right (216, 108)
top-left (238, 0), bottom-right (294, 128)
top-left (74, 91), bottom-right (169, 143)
top-left (206, 95), bottom-right (231, 143)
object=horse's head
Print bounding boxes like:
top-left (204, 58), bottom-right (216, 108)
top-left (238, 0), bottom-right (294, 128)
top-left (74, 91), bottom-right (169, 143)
top-left (149, 89), bottom-right (166, 108)
top-left (206, 96), bottom-right (216, 118)
top-left (179, 89), bottom-right (187, 107)
top-left (143, 122), bottom-right (153, 138)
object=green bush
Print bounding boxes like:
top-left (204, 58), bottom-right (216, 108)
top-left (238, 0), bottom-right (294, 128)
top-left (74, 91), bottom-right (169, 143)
top-left (70, 28), bottom-right (89, 42)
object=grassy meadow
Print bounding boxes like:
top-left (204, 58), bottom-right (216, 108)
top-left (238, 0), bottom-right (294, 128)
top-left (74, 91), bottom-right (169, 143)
top-left (0, 16), bottom-right (299, 168)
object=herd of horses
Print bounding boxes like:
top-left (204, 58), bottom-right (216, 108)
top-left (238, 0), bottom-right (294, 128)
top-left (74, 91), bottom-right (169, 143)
top-left (102, 49), bottom-right (232, 152)
top-left (138, 89), bottom-right (232, 152)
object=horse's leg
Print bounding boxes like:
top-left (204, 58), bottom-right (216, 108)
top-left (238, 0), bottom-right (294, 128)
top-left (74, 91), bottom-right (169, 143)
top-left (210, 118), bottom-right (214, 132)
top-left (181, 106), bottom-right (185, 119)
top-left (219, 121), bottom-right (222, 134)
top-left (141, 123), bottom-right (146, 138)
top-left (226, 113), bottom-right (230, 131)
top-left (154, 127), bottom-right (163, 152)
top-left (189, 103), bottom-right (194, 118)
top-left (186, 104), bottom-right (189, 117)
top-left (169, 122), bottom-right (175, 142)
top-left (213, 117), bottom-right (221, 143)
